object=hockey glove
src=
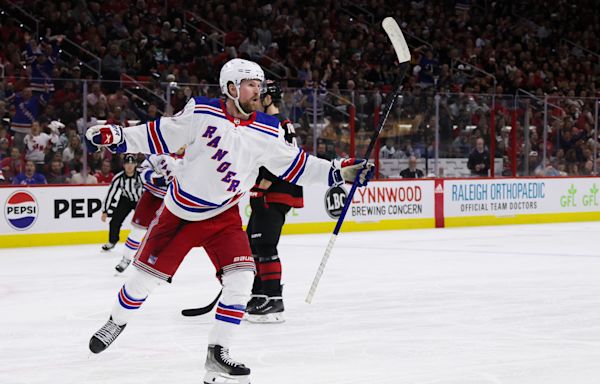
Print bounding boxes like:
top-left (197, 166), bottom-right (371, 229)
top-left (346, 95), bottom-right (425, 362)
top-left (329, 158), bottom-right (375, 187)
top-left (249, 186), bottom-right (269, 211)
top-left (48, 120), bottom-right (65, 134)
top-left (85, 124), bottom-right (127, 153)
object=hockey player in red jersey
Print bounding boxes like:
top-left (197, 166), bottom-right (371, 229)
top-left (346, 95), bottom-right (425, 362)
top-left (85, 58), bottom-right (373, 384)
top-left (245, 80), bottom-right (302, 323)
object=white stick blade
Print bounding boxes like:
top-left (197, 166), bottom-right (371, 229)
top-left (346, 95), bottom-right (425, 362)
top-left (382, 17), bottom-right (411, 63)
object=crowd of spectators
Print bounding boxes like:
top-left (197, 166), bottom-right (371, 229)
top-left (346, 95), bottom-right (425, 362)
top-left (0, 0), bottom-right (599, 183)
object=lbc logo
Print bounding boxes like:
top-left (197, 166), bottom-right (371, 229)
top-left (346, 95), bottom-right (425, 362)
top-left (324, 186), bottom-right (347, 219)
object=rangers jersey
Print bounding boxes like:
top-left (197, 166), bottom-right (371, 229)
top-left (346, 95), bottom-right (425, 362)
top-left (139, 155), bottom-right (182, 199)
top-left (255, 113), bottom-right (303, 208)
top-left (117, 97), bottom-right (332, 221)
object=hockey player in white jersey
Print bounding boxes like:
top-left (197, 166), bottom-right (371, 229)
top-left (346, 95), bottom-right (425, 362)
top-left (85, 58), bottom-right (373, 384)
top-left (114, 153), bottom-right (182, 273)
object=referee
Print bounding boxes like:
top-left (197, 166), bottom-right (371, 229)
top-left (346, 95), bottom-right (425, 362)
top-left (101, 154), bottom-right (143, 251)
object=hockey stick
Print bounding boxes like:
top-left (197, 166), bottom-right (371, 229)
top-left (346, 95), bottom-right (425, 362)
top-left (181, 290), bottom-right (222, 317)
top-left (306, 17), bottom-right (411, 304)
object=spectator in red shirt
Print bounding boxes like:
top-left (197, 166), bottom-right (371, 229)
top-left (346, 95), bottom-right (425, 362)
top-left (95, 159), bottom-right (114, 184)
top-left (1, 147), bottom-right (25, 183)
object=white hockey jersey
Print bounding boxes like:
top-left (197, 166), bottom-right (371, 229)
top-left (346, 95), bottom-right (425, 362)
top-left (25, 132), bottom-right (58, 163)
top-left (139, 155), bottom-right (182, 199)
top-left (120, 97), bottom-right (332, 221)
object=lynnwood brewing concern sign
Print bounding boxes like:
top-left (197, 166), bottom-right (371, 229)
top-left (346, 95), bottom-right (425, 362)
top-left (348, 180), bottom-right (434, 221)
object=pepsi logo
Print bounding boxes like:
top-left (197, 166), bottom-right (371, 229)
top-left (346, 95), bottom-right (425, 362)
top-left (4, 191), bottom-right (38, 231)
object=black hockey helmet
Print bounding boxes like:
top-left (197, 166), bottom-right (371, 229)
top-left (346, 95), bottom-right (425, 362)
top-left (124, 154), bottom-right (137, 164)
top-left (262, 80), bottom-right (282, 102)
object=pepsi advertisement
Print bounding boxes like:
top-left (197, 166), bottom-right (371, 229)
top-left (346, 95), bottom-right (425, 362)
top-left (1, 185), bottom-right (133, 235)
top-left (5, 190), bottom-right (38, 231)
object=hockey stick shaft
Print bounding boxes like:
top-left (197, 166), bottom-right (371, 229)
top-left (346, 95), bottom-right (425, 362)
top-left (305, 64), bottom-right (409, 304)
top-left (306, 18), bottom-right (410, 304)
top-left (181, 290), bottom-right (222, 317)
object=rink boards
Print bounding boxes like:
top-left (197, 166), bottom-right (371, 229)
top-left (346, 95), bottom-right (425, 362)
top-left (1, 177), bottom-right (600, 247)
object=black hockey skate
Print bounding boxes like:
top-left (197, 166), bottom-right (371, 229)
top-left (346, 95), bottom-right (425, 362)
top-left (204, 344), bottom-right (250, 384)
top-left (245, 297), bottom-right (284, 323)
top-left (114, 257), bottom-right (131, 273)
top-left (245, 294), bottom-right (267, 313)
top-left (101, 242), bottom-right (116, 251)
top-left (89, 317), bottom-right (126, 354)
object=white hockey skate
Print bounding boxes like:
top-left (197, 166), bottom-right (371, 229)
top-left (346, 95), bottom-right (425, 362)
top-left (204, 344), bottom-right (250, 384)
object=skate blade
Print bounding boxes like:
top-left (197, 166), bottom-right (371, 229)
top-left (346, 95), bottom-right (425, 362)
top-left (246, 312), bottom-right (285, 324)
top-left (203, 371), bottom-right (250, 384)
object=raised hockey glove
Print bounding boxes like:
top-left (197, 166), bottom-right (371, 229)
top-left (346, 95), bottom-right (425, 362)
top-left (329, 158), bottom-right (375, 187)
top-left (249, 186), bottom-right (269, 211)
top-left (48, 120), bottom-right (64, 134)
top-left (85, 124), bottom-right (127, 153)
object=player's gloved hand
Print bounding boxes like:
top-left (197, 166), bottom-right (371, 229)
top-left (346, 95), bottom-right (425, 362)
top-left (249, 186), bottom-right (269, 211)
top-left (329, 158), bottom-right (375, 187)
top-left (85, 124), bottom-right (127, 153)
top-left (48, 120), bottom-right (64, 135)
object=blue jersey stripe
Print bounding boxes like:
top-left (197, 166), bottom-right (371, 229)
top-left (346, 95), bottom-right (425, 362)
top-left (281, 149), bottom-right (302, 179)
top-left (174, 182), bottom-right (220, 207)
top-left (155, 119), bottom-right (170, 153)
top-left (215, 314), bottom-right (242, 325)
top-left (169, 188), bottom-right (216, 213)
top-left (193, 110), bottom-right (227, 120)
top-left (291, 157), bottom-right (308, 184)
top-left (118, 295), bottom-right (141, 310)
top-left (121, 286), bottom-right (146, 303)
top-left (146, 124), bottom-right (156, 154)
top-left (217, 302), bottom-right (246, 311)
top-left (247, 125), bottom-right (278, 138)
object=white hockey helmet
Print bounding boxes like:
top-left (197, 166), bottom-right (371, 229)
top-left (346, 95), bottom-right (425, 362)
top-left (219, 58), bottom-right (265, 117)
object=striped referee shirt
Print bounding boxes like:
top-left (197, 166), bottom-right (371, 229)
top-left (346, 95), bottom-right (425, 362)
top-left (103, 170), bottom-right (143, 214)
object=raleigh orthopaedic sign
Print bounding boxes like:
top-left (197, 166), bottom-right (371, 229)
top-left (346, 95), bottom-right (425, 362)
top-left (444, 178), bottom-right (600, 217)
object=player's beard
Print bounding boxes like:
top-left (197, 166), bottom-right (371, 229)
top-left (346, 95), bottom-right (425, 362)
top-left (239, 98), bottom-right (260, 114)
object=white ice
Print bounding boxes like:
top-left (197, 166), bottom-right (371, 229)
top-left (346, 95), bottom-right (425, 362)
top-left (2, 222), bottom-right (600, 384)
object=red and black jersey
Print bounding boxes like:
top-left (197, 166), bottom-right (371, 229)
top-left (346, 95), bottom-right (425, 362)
top-left (254, 113), bottom-right (304, 208)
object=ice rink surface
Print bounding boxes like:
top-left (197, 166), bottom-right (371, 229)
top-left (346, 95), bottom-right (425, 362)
top-left (2, 222), bottom-right (600, 384)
